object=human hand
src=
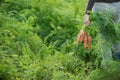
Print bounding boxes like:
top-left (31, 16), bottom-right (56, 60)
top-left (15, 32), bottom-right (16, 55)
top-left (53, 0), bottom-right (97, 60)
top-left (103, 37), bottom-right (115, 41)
top-left (84, 14), bottom-right (91, 26)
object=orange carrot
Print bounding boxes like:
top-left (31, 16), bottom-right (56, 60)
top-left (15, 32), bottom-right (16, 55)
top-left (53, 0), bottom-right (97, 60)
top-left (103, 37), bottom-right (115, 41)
top-left (77, 30), bottom-right (85, 44)
top-left (80, 30), bottom-right (85, 42)
top-left (84, 34), bottom-right (88, 48)
top-left (87, 36), bottom-right (92, 50)
top-left (80, 30), bottom-right (85, 35)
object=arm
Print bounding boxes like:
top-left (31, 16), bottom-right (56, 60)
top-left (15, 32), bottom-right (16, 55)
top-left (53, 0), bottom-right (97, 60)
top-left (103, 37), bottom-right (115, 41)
top-left (77, 0), bottom-right (94, 44)
top-left (86, 0), bottom-right (95, 14)
top-left (84, 0), bottom-right (95, 26)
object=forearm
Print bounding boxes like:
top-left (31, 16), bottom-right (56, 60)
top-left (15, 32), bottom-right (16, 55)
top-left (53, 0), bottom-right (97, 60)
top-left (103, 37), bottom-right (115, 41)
top-left (84, 0), bottom-right (95, 26)
top-left (85, 0), bottom-right (95, 14)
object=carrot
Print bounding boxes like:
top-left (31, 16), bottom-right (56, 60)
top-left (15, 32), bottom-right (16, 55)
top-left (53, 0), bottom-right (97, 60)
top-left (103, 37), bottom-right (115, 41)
top-left (80, 30), bottom-right (85, 35)
top-left (80, 30), bottom-right (85, 42)
top-left (87, 36), bottom-right (92, 50)
top-left (80, 34), bottom-right (84, 42)
top-left (77, 24), bottom-right (92, 50)
top-left (77, 30), bottom-right (85, 44)
top-left (84, 34), bottom-right (88, 48)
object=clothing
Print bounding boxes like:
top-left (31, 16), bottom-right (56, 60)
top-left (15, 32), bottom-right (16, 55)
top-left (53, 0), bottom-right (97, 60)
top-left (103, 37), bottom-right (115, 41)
top-left (86, 0), bottom-right (120, 14)
top-left (92, 2), bottom-right (120, 61)
top-left (92, 2), bottom-right (120, 24)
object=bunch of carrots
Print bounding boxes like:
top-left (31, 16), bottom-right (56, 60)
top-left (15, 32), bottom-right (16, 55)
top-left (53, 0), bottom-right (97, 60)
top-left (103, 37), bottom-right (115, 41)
top-left (77, 25), bottom-right (92, 50)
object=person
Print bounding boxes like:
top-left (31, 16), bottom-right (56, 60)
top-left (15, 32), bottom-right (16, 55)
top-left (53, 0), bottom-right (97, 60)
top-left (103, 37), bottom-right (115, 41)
top-left (83, 0), bottom-right (120, 61)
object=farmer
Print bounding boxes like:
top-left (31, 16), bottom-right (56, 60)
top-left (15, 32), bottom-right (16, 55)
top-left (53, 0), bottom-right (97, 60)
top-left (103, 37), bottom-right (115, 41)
top-left (84, 0), bottom-right (120, 61)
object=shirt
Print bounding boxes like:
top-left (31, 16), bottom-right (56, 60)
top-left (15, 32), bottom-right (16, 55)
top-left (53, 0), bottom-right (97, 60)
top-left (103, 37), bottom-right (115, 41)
top-left (86, 0), bottom-right (120, 14)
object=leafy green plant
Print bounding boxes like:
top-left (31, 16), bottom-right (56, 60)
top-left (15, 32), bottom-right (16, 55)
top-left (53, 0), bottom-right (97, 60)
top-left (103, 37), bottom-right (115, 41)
top-left (91, 11), bottom-right (120, 44)
top-left (0, 0), bottom-right (120, 80)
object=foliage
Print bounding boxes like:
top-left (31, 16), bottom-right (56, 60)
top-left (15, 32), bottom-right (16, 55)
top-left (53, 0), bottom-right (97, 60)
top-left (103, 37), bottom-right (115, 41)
top-left (87, 61), bottom-right (120, 80)
top-left (91, 11), bottom-right (120, 44)
top-left (0, 0), bottom-right (120, 80)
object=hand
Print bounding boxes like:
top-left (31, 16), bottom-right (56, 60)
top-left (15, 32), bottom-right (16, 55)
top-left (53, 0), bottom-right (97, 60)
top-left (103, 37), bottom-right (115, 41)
top-left (84, 14), bottom-right (91, 26)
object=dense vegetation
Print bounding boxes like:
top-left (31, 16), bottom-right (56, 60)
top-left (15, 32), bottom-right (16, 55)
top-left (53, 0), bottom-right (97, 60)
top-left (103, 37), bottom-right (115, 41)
top-left (0, 0), bottom-right (120, 80)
